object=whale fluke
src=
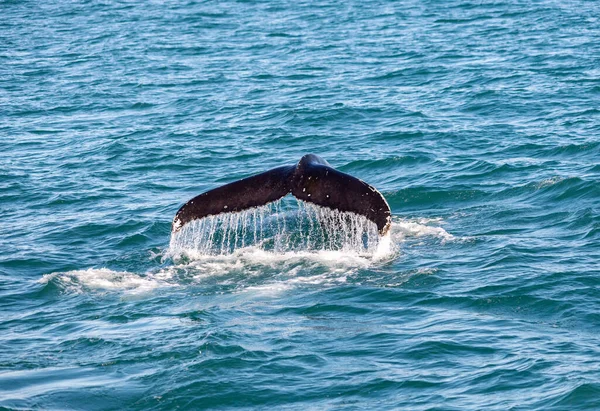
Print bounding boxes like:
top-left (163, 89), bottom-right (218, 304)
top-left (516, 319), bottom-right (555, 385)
top-left (172, 154), bottom-right (391, 235)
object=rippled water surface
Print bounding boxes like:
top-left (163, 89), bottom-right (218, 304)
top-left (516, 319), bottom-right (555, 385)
top-left (2, 0), bottom-right (600, 409)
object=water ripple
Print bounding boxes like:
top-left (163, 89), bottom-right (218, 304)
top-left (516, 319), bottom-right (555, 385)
top-left (2, 0), bottom-right (600, 409)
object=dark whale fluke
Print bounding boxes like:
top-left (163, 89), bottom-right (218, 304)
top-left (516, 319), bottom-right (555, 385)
top-left (172, 154), bottom-right (391, 235)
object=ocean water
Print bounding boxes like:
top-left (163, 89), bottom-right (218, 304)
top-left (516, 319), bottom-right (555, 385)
top-left (1, 0), bottom-right (600, 409)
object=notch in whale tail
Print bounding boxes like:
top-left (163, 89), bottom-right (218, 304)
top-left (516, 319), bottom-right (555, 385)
top-left (172, 154), bottom-right (391, 235)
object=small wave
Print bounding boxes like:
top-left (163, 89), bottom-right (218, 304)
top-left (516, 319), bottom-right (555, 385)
top-left (549, 383), bottom-right (600, 408)
top-left (536, 176), bottom-right (565, 189)
top-left (532, 176), bottom-right (598, 203)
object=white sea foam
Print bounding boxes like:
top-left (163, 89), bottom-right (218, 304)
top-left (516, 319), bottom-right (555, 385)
top-left (243, 271), bottom-right (349, 296)
top-left (391, 218), bottom-right (455, 243)
top-left (39, 268), bottom-right (174, 294)
top-left (174, 245), bottom-right (380, 269)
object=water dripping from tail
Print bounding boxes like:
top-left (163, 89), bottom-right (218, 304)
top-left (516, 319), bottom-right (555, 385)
top-left (168, 198), bottom-right (391, 259)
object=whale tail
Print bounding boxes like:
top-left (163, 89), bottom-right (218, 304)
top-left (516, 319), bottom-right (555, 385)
top-left (172, 154), bottom-right (391, 235)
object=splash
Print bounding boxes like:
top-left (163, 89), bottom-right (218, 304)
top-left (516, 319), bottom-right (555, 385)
top-left (38, 205), bottom-right (464, 296)
top-left (168, 198), bottom-right (389, 259)
top-left (39, 215), bottom-right (459, 295)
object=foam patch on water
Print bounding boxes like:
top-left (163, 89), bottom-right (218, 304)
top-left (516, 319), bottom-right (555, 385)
top-left (39, 246), bottom-right (383, 295)
top-left (391, 218), bottom-right (455, 243)
top-left (39, 268), bottom-right (174, 294)
top-left (193, 246), bottom-right (376, 266)
top-left (170, 242), bottom-right (390, 267)
top-left (243, 271), bottom-right (349, 296)
top-left (38, 247), bottom-right (382, 296)
top-left (162, 244), bottom-right (382, 286)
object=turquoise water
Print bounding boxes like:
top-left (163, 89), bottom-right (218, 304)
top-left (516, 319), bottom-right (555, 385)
top-left (2, 0), bottom-right (600, 409)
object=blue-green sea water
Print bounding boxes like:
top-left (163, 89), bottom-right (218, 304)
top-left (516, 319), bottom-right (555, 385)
top-left (2, 0), bottom-right (600, 409)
